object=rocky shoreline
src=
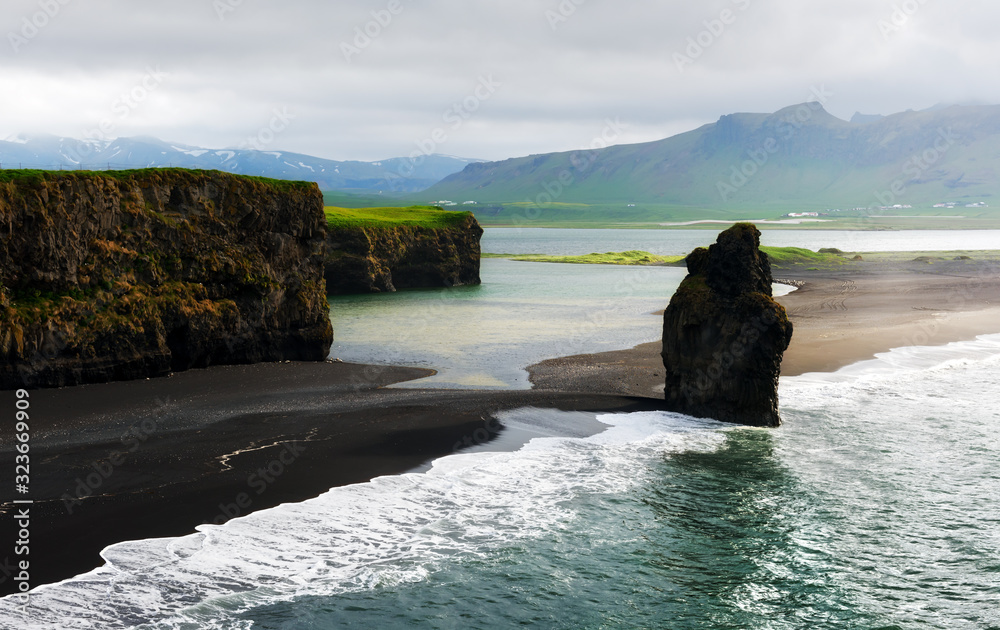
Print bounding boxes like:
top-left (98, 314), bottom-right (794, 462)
top-left (0, 169), bottom-right (333, 389)
top-left (324, 214), bottom-right (483, 294)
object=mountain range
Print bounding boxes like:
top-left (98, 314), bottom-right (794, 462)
top-left (6, 103), bottom-right (1000, 215)
top-left (0, 134), bottom-right (480, 194)
top-left (421, 103), bottom-right (1000, 211)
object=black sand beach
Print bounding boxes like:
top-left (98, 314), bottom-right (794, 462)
top-left (2, 256), bottom-right (999, 596)
top-left (0, 362), bottom-right (658, 595)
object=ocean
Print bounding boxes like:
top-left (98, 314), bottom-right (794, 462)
top-left (3, 229), bottom-right (999, 629)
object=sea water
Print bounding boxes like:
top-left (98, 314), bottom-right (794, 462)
top-left (328, 259), bottom-right (686, 389)
top-left (3, 335), bottom-right (999, 629)
top-left (328, 259), bottom-right (792, 389)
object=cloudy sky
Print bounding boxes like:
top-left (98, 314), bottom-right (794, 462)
top-left (2, 0), bottom-right (997, 162)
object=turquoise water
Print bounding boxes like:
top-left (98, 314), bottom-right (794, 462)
top-left (6, 336), bottom-right (999, 629)
top-left (328, 259), bottom-right (792, 389)
top-left (329, 259), bottom-right (687, 388)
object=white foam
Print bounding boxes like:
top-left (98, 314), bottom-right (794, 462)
top-left (1, 409), bottom-right (728, 629)
top-left (786, 333), bottom-right (1000, 386)
top-left (772, 282), bottom-right (797, 297)
top-left (780, 333), bottom-right (1000, 421)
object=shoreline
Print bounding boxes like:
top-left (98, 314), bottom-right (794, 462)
top-left (4, 256), bottom-right (999, 597)
top-left (528, 257), bottom-right (1000, 392)
top-left (0, 363), bottom-right (658, 596)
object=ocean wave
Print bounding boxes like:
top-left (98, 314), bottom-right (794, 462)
top-left (0, 411), bottom-right (726, 629)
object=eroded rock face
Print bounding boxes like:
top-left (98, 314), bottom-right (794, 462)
top-left (324, 215), bottom-right (483, 294)
top-left (0, 169), bottom-right (333, 389)
top-left (661, 223), bottom-right (793, 427)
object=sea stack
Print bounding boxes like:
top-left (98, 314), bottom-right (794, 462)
top-left (661, 223), bottom-right (793, 427)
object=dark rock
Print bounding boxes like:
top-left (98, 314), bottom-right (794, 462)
top-left (0, 169), bottom-right (333, 389)
top-left (819, 247), bottom-right (844, 254)
top-left (324, 215), bottom-right (483, 294)
top-left (661, 223), bottom-right (793, 427)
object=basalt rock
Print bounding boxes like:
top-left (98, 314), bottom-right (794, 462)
top-left (324, 214), bottom-right (483, 294)
top-left (0, 169), bottom-right (333, 389)
top-left (661, 223), bottom-right (793, 427)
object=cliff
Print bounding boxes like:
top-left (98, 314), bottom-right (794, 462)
top-left (0, 169), bottom-right (333, 389)
top-left (661, 223), bottom-right (793, 427)
top-left (324, 211), bottom-right (483, 294)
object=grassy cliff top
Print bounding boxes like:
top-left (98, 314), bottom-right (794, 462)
top-left (324, 205), bottom-right (474, 229)
top-left (0, 168), bottom-right (316, 192)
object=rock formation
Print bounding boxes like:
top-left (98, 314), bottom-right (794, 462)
top-left (661, 223), bottom-right (793, 427)
top-left (0, 169), bottom-right (333, 389)
top-left (325, 214), bottom-right (483, 294)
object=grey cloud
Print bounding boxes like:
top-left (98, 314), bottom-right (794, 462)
top-left (1, 0), bottom-right (998, 161)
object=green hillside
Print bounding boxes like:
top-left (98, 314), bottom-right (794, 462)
top-left (415, 103), bottom-right (1000, 227)
top-left (324, 205), bottom-right (473, 229)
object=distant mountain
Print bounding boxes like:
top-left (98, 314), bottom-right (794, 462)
top-left (849, 112), bottom-right (884, 125)
top-left (0, 134), bottom-right (480, 194)
top-left (421, 103), bottom-right (1000, 210)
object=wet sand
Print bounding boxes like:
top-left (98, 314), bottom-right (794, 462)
top-left (0, 362), bottom-right (657, 595)
top-left (528, 256), bottom-right (1000, 395)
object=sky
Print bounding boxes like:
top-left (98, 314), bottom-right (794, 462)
top-left (2, 0), bottom-right (998, 162)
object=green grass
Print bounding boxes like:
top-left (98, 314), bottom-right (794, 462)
top-left (324, 205), bottom-right (473, 230)
top-left (489, 250), bottom-right (685, 265)
top-left (322, 190), bottom-right (402, 208)
top-left (0, 168), bottom-right (315, 191)
top-left (759, 246), bottom-right (845, 265)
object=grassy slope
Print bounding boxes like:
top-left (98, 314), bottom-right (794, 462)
top-left (410, 105), bottom-right (1000, 227)
top-left (759, 246), bottom-right (846, 265)
top-left (323, 205), bottom-right (473, 229)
